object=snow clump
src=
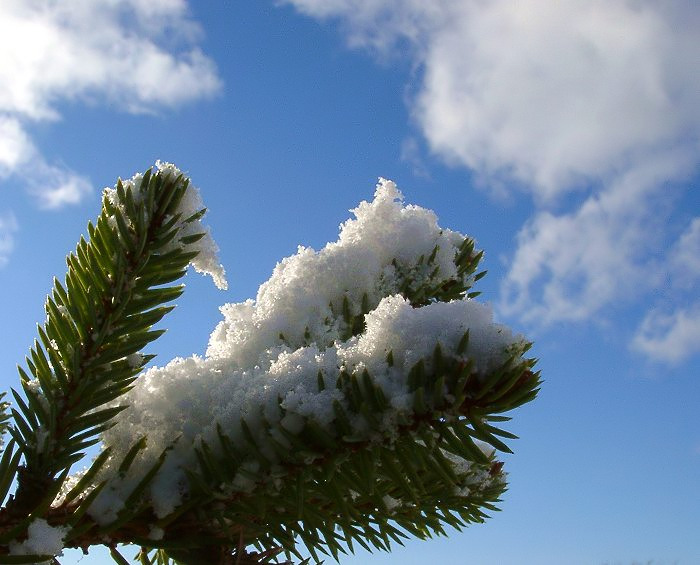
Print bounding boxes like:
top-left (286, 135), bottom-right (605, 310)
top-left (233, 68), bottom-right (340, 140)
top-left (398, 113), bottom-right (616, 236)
top-left (88, 178), bottom-right (523, 521)
top-left (9, 519), bottom-right (68, 560)
top-left (103, 160), bottom-right (227, 290)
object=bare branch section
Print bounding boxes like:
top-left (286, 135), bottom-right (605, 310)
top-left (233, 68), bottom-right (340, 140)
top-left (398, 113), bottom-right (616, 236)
top-left (0, 169), bottom-right (538, 565)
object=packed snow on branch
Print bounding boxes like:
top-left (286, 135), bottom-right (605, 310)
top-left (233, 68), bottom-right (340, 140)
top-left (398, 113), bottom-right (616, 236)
top-left (9, 519), bottom-right (68, 559)
top-left (102, 160), bottom-right (228, 290)
top-left (86, 178), bottom-right (523, 522)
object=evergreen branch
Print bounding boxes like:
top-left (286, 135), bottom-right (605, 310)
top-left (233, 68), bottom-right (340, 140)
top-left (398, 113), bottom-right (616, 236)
top-left (58, 191), bottom-right (537, 563)
top-left (0, 395), bottom-right (11, 446)
top-left (184, 347), bottom-right (537, 562)
top-left (0, 171), bottom-right (538, 565)
top-left (43, 338), bottom-right (537, 564)
top-left (0, 164), bottom-right (223, 559)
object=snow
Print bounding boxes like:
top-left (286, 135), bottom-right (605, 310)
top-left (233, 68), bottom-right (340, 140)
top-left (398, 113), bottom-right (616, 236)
top-left (102, 161), bottom-right (227, 290)
top-left (205, 178), bottom-right (465, 364)
top-left (153, 161), bottom-right (228, 290)
top-left (346, 294), bottom-right (518, 376)
top-left (86, 178), bottom-right (523, 522)
top-left (9, 519), bottom-right (68, 559)
top-left (382, 494), bottom-right (400, 513)
top-left (126, 352), bottom-right (144, 369)
top-left (24, 378), bottom-right (50, 413)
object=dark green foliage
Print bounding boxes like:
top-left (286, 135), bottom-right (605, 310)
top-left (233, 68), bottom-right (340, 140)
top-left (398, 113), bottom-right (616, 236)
top-left (120, 232), bottom-right (539, 564)
top-left (0, 167), bottom-right (540, 565)
top-left (0, 167), bottom-right (208, 559)
top-left (151, 336), bottom-right (538, 565)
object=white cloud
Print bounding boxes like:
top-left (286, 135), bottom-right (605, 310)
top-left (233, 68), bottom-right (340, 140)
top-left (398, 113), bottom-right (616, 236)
top-left (283, 0), bottom-right (449, 52)
top-left (414, 2), bottom-right (700, 199)
top-left (0, 0), bottom-right (221, 210)
top-left (400, 137), bottom-right (431, 179)
top-left (499, 150), bottom-right (693, 324)
top-left (285, 2), bottom-right (700, 197)
top-left (671, 217), bottom-right (700, 289)
top-left (0, 0), bottom-right (220, 120)
top-left (26, 162), bottom-right (93, 210)
top-left (284, 0), bottom-right (700, 363)
top-left (0, 115), bottom-right (91, 210)
top-left (632, 305), bottom-right (700, 365)
top-left (0, 213), bottom-right (18, 268)
top-left (0, 117), bottom-right (33, 175)
top-left (629, 217), bottom-right (700, 364)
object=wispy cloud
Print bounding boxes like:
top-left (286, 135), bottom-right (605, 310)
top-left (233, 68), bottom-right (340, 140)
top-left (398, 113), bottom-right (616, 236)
top-left (670, 217), bottom-right (700, 289)
top-left (500, 150), bottom-right (693, 325)
top-left (631, 218), bottom-right (700, 364)
top-left (400, 137), bottom-right (431, 180)
top-left (25, 161), bottom-right (93, 210)
top-left (0, 117), bottom-right (33, 176)
top-left (0, 0), bottom-right (221, 211)
top-left (284, 0), bottom-right (700, 363)
top-left (0, 214), bottom-right (18, 268)
top-left (632, 305), bottom-right (700, 365)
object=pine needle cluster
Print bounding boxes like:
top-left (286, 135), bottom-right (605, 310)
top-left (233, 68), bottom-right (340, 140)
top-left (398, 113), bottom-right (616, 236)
top-left (0, 167), bottom-right (539, 564)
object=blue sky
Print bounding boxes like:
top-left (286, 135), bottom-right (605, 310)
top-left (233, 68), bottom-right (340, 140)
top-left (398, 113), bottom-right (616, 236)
top-left (0, 1), bottom-right (698, 564)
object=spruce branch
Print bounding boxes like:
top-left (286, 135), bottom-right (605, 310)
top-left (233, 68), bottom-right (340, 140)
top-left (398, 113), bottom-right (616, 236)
top-left (0, 170), bottom-right (539, 565)
top-left (0, 164), bottom-right (224, 560)
top-left (131, 341), bottom-right (538, 564)
top-left (61, 199), bottom-right (538, 563)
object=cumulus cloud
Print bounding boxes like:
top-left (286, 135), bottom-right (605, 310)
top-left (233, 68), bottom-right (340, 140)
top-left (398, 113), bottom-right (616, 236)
top-left (0, 0), bottom-right (221, 120)
top-left (286, 2), bottom-right (700, 195)
top-left (415, 2), bottom-right (700, 198)
top-left (284, 0), bottom-right (700, 363)
top-left (0, 0), bottom-right (221, 211)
